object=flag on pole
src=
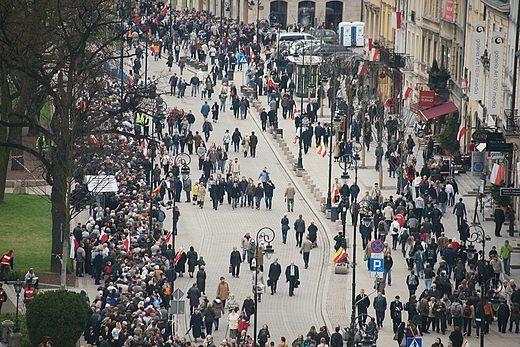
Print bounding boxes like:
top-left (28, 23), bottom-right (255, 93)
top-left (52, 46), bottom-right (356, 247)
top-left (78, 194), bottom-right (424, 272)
top-left (358, 61), bottom-right (368, 76)
top-left (142, 140), bottom-right (149, 158)
top-left (173, 247), bottom-right (185, 265)
top-left (70, 234), bottom-right (79, 259)
top-left (401, 86), bottom-right (412, 100)
top-left (124, 233), bottom-right (131, 252)
top-left (383, 98), bottom-right (395, 107)
top-left (461, 78), bottom-right (469, 89)
top-left (165, 230), bottom-right (173, 243)
top-left (370, 48), bottom-right (379, 61)
top-left (490, 164), bottom-right (506, 185)
top-left (456, 125), bottom-right (468, 142)
top-left (267, 78), bottom-right (279, 89)
top-left (316, 140), bottom-right (327, 158)
top-left (332, 247), bottom-right (348, 263)
top-left (333, 188), bottom-right (340, 203)
top-left (365, 38), bottom-right (373, 51)
top-left (151, 185), bottom-right (161, 197)
top-left (392, 12), bottom-right (402, 29)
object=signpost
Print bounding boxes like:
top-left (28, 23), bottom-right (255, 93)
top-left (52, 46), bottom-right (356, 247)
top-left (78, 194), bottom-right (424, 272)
top-left (407, 337), bottom-right (422, 347)
top-left (171, 288), bottom-right (185, 314)
top-left (486, 152), bottom-right (505, 160)
top-left (370, 241), bottom-right (384, 278)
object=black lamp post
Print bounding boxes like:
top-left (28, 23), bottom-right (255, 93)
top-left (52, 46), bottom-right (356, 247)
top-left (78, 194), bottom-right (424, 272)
top-left (465, 224), bottom-right (491, 347)
top-left (253, 227), bottom-right (275, 347)
top-left (350, 153), bottom-right (360, 325)
top-left (13, 279), bottom-right (23, 331)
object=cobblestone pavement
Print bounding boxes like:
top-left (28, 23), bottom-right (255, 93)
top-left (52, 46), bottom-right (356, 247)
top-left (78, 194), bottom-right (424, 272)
top-left (3, 50), bottom-right (517, 347)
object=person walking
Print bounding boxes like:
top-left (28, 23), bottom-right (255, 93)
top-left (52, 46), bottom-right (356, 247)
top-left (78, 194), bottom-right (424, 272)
top-left (294, 214), bottom-right (306, 247)
top-left (268, 258), bottom-right (282, 295)
top-left (285, 182), bottom-right (296, 212)
top-left (355, 289), bottom-right (371, 323)
top-left (264, 180), bottom-right (275, 210)
top-left (281, 213), bottom-right (290, 244)
top-left (187, 283), bottom-right (201, 314)
top-left (499, 240), bottom-right (513, 276)
top-left (390, 296), bottom-right (403, 333)
top-left (453, 198), bottom-right (466, 228)
top-left (216, 277), bottom-right (230, 307)
top-left (285, 261), bottom-right (300, 297)
top-left (230, 247), bottom-right (242, 278)
top-left (300, 236), bottom-right (312, 269)
top-left (249, 131), bottom-right (258, 157)
top-left (252, 267), bottom-right (266, 303)
top-left (373, 291), bottom-right (387, 328)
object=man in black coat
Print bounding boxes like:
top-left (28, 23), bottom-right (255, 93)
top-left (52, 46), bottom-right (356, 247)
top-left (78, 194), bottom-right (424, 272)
top-left (355, 289), bottom-right (370, 323)
top-left (196, 265), bottom-right (207, 294)
top-left (268, 258), bottom-right (282, 295)
top-left (494, 207), bottom-right (505, 237)
top-left (373, 291), bottom-right (387, 328)
top-left (285, 261), bottom-right (299, 297)
top-left (390, 295), bottom-right (403, 333)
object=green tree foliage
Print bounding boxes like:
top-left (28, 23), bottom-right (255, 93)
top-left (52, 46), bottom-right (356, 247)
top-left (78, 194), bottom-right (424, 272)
top-left (26, 290), bottom-right (89, 347)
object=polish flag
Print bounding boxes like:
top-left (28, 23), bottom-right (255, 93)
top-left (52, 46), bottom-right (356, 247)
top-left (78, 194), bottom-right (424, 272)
top-left (267, 78), bottom-right (279, 89)
top-left (392, 12), bottom-right (402, 29)
top-left (292, 106), bottom-right (299, 120)
top-left (383, 98), bottom-right (394, 108)
top-left (333, 188), bottom-right (340, 203)
top-left (461, 78), bottom-right (469, 89)
top-left (370, 48), bottom-right (379, 61)
top-left (365, 38), bottom-right (373, 51)
top-left (142, 140), bottom-right (148, 158)
top-left (70, 234), bottom-right (79, 259)
top-left (456, 125), bottom-right (468, 142)
top-left (358, 61), bottom-right (368, 76)
top-left (100, 228), bottom-right (109, 243)
top-left (124, 233), bottom-right (131, 252)
top-left (165, 230), bottom-right (173, 243)
top-left (401, 86), bottom-right (412, 100)
top-left (490, 164), bottom-right (506, 185)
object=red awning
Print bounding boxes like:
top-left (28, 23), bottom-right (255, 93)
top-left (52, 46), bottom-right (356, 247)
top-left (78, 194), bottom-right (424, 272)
top-left (421, 101), bottom-right (458, 121)
top-left (409, 95), bottom-right (458, 122)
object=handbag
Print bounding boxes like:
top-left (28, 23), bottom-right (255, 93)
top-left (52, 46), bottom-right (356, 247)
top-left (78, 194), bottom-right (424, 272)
top-left (294, 280), bottom-right (300, 288)
top-left (229, 265), bottom-right (233, 273)
top-left (400, 336), bottom-right (407, 347)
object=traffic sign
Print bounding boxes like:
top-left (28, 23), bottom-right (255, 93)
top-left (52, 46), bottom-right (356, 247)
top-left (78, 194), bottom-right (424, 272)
top-left (170, 300), bottom-right (185, 314)
top-left (172, 288), bottom-right (184, 300)
top-left (239, 55), bottom-right (248, 64)
top-left (371, 240), bottom-right (384, 253)
top-left (369, 258), bottom-right (384, 272)
top-left (370, 272), bottom-right (384, 278)
top-left (407, 337), bottom-right (422, 347)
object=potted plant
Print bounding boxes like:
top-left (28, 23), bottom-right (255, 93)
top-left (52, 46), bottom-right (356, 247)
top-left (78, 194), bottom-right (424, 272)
top-left (428, 60), bottom-right (451, 90)
top-left (438, 114), bottom-right (459, 155)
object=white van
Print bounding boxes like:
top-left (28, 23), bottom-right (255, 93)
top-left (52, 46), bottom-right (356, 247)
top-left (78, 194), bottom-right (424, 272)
top-left (276, 32), bottom-right (317, 55)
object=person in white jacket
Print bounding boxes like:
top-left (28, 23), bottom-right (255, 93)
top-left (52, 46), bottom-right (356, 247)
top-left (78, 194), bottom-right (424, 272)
top-left (227, 309), bottom-right (239, 338)
top-left (389, 217), bottom-right (401, 251)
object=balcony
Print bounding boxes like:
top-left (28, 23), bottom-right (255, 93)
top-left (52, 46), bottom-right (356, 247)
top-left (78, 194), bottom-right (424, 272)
top-left (504, 109), bottom-right (520, 135)
top-left (379, 50), bottom-right (407, 69)
top-left (427, 71), bottom-right (451, 92)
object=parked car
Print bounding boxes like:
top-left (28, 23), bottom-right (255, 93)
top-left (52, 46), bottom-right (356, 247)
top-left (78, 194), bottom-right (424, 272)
top-left (312, 45), bottom-right (351, 57)
top-left (309, 29), bottom-right (338, 44)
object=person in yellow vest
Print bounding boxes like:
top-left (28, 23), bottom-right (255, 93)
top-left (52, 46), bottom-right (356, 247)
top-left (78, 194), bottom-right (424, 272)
top-left (0, 283), bottom-right (7, 312)
top-left (36, 135), bottom-right (49, 156)
top-left (24, 281), bottom-right (36, 306)
top-left (0, 250), bottom-right (13, 283)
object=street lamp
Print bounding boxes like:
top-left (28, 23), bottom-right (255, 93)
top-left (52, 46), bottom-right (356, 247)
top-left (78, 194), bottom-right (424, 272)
top-left (465, 224), bottom-right (490, 260)
top-left (13, 279), bottom-right (23, 331)
top-left (253, 227), bottom-right (275, 347)
top-left (349, 153), bottom-right (360, 326)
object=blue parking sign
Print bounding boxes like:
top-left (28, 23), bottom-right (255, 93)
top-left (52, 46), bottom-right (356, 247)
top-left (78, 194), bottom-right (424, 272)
top-left (369, 258), bottom-right (383, 272)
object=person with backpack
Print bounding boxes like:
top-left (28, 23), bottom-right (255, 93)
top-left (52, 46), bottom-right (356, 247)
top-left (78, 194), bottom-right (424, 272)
top-left (450, 299), bottom-right (464, 329)
top-left (453, 260), bottom-right (467, 288)
top-left (462, 302), bottom-right (474, 336)
top-left (406, 270), bottom-right (420, 297)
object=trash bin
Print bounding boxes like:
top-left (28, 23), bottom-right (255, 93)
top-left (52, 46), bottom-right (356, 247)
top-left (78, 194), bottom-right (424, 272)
top-left (330, 206), bottom-right (339, 222)
top-left (227, 70), bottom-right (234, 80)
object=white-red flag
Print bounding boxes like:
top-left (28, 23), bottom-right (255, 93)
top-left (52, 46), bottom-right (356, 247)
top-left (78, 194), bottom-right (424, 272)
top-left (457, 125), bottom-right (468, 142)
top-left (392, 12), bottom-right (402, 29)
top-left (370, 48), bottom-right (379, 61)
top-left (358, 61), bottom-right (368, 76)
top-left (165, 230), bottom-right (173, 243)
top-left (401, 86), bottom-right (412, 100)
top-left (70, 234), bottom-right (79, 259)
top-left (490, 164), bottom-right (506, 185)
top-left (316, 140), bottom-right (327, 158)
top-left (173, 247), bottom-right (185, 265)
top-left (124, 233), bottom-right (131, 252)
top-left (100, 228), bottom-right (109, 243)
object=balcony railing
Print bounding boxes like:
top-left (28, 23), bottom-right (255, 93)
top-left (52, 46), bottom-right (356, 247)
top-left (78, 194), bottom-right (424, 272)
top-left (504, 109), bottom-right (520, 135)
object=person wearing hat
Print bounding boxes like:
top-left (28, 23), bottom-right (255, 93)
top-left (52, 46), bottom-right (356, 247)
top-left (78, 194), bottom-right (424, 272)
top-left (390, 295), bottom-right (403, 333)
